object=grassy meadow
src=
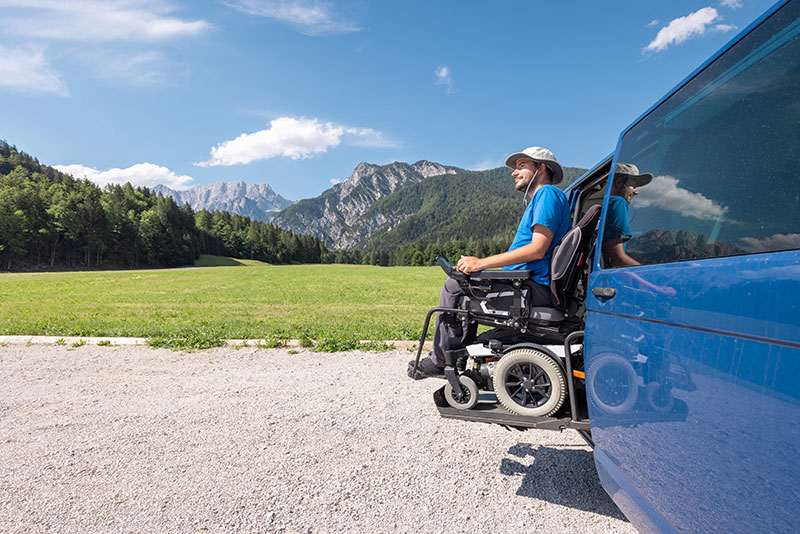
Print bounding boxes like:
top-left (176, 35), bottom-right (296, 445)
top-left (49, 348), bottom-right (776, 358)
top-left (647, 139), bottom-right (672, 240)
top-left (0, 256), bottom-right (446, 345)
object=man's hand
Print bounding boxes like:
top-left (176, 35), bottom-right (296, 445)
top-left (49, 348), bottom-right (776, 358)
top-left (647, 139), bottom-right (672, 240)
top-left (457, 256), bottom-right (484, 274)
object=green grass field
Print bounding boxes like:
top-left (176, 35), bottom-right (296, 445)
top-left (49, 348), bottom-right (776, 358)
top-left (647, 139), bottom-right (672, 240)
top-left (0, 256), bottom-right (445, 343)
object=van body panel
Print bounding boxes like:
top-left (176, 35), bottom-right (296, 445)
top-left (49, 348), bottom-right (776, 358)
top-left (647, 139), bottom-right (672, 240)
top-left (581, 0), bottom-right (800, 531)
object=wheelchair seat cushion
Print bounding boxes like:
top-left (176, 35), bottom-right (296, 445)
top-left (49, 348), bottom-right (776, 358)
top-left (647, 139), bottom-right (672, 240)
top-left (528, 307), bottom-right (565, 324)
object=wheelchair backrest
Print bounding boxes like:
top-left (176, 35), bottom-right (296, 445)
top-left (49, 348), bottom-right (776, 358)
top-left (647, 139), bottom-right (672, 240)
top-left (549, 204), bottom-right (602, 310)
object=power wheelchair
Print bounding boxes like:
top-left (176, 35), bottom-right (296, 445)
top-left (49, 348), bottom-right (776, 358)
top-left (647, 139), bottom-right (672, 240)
top-left (410, 205), bottom-right (602, 428)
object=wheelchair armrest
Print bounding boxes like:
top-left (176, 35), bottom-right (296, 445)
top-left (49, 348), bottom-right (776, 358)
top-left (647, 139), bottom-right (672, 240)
top-left (436, 256), bottom-right (467, 281)
top-left (469, 269), bottom-right (532, 280)
top-left (436, 256), bottom-right (532, 282)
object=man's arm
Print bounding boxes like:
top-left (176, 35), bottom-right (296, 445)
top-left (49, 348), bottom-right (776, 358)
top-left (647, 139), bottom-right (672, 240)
top-left (603, 238), bottom-right (640, 268)
top-left (457, 224), bottom-right (554, 274)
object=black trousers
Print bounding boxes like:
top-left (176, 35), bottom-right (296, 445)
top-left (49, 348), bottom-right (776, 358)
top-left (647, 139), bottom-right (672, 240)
top-left (430, 278), bottom-right (553, 366)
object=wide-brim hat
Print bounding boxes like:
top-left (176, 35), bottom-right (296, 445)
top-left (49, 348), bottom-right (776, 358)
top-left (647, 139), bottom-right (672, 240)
top-left (614, 162), bottom-right (653, 187)
top-left (505, 146), bottom-right (564, 185)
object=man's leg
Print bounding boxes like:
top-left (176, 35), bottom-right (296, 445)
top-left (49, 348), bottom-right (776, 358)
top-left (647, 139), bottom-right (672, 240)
top-left (408, 278), bottom-right (475, 380)
top-left (431, 278), bottom-right (477, 367)
top-left (526, 281), bottom-right (554, 308)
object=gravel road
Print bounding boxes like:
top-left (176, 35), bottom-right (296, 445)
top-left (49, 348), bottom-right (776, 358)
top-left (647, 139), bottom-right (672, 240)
top-left (0, 344), bottom-right (636, 534)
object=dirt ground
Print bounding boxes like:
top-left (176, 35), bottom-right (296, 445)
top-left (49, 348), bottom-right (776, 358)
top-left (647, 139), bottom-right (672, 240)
top-left (0, 343), bottom-right (636, 534)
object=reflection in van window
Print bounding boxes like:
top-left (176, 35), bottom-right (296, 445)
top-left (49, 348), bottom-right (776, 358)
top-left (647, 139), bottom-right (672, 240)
top-left (602, 163), bottom-right (652, 268)
top-left (608, 2), bottom-right (800, 266)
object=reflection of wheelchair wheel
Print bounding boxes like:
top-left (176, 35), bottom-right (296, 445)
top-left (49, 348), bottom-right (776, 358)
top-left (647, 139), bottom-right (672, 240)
top-left (493, 349), bottom-right (566, 417)
top-left (444, 375), bottom-right (479, 410)
top-left (587, 353), bottom-right (638, 414)
top-left (645, 381), bottom-right (675, 412)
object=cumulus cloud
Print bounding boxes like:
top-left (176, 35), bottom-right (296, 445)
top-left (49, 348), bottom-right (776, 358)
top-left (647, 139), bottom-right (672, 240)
top-left (195, 117), bottom-right (397, 167)
top-left (646, 19), bottom-right (661, 28)
top-left (224, 0), bottom-right (360, 36)
top-left (54, 162), bottom-right (194, 190)
top-left (0, 0), bottom-right (212, 42)
top-left (720, 0), bottom-right (743, 8)
top-left (435, 65), bottom-right (454, 93)
top-left (636, 175), bottom-right (729, 221)
top-left (644, 7), bottom-right (736, 54)
top-left (739, 233), bottom-right (800, 253)
top-left (0, 45), bottom-right (69, 96)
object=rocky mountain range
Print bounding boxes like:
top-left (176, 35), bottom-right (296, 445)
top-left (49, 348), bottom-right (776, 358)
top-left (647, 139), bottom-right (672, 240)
top-left (154, 159), bottom-right (588, 251)
top-left (153, 181), bottom-right (293, 221)
top-left (272, 160), bottom-right (458, 249)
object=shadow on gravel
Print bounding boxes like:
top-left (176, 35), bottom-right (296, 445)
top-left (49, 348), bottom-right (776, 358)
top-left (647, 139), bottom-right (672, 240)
top-left (500, 443), bottom-right (628, 521)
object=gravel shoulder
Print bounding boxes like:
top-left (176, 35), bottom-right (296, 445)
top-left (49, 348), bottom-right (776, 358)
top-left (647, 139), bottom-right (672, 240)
top-left (0, 344), bottom-right (635, 534)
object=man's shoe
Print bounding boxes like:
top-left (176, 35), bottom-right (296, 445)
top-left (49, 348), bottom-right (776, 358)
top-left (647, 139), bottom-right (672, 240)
top-left (407, 355), bottom-right (445, 380)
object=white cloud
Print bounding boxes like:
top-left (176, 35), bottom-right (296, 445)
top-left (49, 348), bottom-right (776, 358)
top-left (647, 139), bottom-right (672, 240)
top-left (54, 162), bottom-right (194, 190)
top-left (739, 233), bottom-right (800, 253)
top-left (636, 175), bottom-right (729, 221)
top-left (345, 127), bottom-right (397, 148)
top-left (643, 7), bottom-right (735, 54)
top-left (330, 178), bottom-right (341, 185)
top-left (0, 1), bottom-right (210, 91)
top-left (195, 117), bottom-right (397, 167)
top-left (646, 19), bottom-right (661, 28)
top-left (0, 45), bottom-right (69, 96)
top-left (435, 65), bottom-right (454, 93)
top-left (720, 0), bottom-right (743, 9)
top-left (225, 0), bottom-right (360, 36)
top-left (76, 48), bottom-right (188, 86)
top-left (469, 159), bottom-right (500, 171)
top-left (0, 0), bottom-right (212, 42)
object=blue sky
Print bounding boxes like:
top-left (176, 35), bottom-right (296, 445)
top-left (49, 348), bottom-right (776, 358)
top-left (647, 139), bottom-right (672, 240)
top-left (0, 0), bottom-right (777, 200)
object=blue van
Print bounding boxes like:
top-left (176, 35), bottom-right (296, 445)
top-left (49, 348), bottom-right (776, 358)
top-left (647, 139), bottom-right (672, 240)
top-left (585, 1), bottom-right (800, 532)
top-left (415, 1), bottom-right (800, 532)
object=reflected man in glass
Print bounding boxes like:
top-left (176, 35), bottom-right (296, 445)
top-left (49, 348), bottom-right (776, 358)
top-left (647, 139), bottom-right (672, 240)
top-left (603, 163), bottom-right (652, 267)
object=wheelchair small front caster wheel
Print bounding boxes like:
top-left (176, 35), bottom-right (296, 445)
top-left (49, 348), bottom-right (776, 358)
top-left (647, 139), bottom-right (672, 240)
top-left (645, 381), bottom-right (674, 412)
top-left (444, 375), bottom-right (479, 410)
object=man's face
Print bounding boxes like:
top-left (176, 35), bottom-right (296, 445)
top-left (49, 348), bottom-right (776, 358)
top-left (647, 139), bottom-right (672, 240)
top-left (512, 158), bottom-right (540, 191)
top-left (622, 181), bottom-right (638, 203)
top-left (612, 176), bottom-right (639, 203)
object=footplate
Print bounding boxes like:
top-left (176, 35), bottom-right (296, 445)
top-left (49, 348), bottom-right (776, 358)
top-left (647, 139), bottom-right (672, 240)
top-left (433, 386), bottom-right (591, 431)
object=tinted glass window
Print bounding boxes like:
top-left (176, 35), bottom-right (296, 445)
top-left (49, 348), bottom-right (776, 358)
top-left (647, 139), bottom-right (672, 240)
top-left (605, 1), bottom-right (800, 267)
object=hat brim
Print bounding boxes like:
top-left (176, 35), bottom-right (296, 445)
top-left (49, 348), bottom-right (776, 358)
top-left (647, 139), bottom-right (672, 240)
top-left (623, 173), bottom-right (653, 187)
top-left (504, 153), bottom-right (564, 184)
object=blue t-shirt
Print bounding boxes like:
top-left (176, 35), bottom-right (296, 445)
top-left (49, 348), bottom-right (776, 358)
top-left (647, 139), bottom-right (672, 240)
top-left (502, 184), bottom-right (570, 286)
top-left (604, 195), bottom-right (632, 243)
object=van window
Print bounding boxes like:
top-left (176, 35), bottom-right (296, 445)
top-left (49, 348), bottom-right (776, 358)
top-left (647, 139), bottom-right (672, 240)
top-left (605, 1), bottom-right (800, 267)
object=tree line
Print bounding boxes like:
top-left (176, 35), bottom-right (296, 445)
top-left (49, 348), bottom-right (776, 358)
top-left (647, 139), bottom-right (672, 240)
top-left (328, 234), bottom-right (515, 267)
top-left (0, 142), bottom-right (329, 271)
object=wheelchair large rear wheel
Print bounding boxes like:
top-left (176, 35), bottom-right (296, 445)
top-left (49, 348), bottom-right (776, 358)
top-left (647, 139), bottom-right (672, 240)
top-left (586, 352), bottom-right (638, 414)
top-left (493, 349), bottom-right (566, 417)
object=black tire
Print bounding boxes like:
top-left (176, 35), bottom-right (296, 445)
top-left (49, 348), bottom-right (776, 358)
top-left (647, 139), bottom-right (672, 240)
top-left (444, 375), bottom-right (479, 410)
top-left (587, 353), bottom-right (638, 414)
top-left (492, 349), bottom-right (566, 417)
top-left (645, 381), bottom-right (674, 412)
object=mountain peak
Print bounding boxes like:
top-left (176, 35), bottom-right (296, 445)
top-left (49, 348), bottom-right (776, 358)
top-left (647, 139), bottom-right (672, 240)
top-left (274, 159), bottom-right (458, 249)
top-left (411, 160), bottom-right (459, 178)
top-left (154, 180), bottom-right (292, 221)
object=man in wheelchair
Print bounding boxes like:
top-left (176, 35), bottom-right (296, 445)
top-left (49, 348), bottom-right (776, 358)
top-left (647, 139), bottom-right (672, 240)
top-left (408, 146), bottom-right (571, 380)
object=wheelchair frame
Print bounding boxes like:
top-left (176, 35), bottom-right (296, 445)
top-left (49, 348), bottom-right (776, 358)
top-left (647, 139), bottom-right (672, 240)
top-left (410, 258), bottom-right (590, 434)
